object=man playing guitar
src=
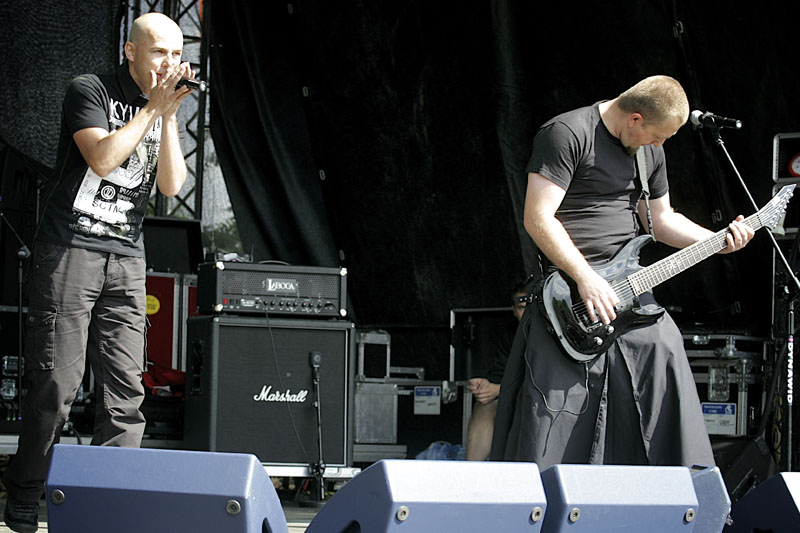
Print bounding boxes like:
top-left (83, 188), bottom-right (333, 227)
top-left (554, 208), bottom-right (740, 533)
top-left (490, 76), bottom-right (755, 468)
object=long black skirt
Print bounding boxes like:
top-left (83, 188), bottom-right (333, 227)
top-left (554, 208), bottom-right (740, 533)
top-left (490, 302), bottom-right (714, 468)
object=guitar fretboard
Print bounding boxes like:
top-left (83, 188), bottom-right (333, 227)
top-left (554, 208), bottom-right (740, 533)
top-left (626, 204), bottom-right (775, 296)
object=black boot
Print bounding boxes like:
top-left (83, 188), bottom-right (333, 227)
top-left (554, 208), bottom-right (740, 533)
top-left (3, 498), bottom-right (39, 533)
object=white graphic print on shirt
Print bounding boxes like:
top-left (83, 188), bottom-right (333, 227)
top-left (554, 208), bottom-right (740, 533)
top-left (70, 98), bottom-right (161, 242)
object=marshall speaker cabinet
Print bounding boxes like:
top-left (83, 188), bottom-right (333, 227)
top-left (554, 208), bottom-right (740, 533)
top-left (183, 316), bottom-right (355, 468)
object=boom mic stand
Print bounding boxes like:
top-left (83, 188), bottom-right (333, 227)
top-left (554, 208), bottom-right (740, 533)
top-left (701, 123), bottom-right (800, 472)
top-left (0, 212), bottom-right (31, 420)
top-left (301, 351), bottom-right (326, 507)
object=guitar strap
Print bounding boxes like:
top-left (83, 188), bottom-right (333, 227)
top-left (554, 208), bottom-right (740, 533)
top-left (636, 147), bottom-right (656, 240)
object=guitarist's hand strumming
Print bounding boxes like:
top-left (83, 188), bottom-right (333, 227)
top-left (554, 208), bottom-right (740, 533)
top-left (576, 269), bottom-right (620, 326)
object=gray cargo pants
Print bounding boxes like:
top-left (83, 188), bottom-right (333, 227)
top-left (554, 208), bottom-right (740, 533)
top-left (3, 242), bottom-right (147, 502)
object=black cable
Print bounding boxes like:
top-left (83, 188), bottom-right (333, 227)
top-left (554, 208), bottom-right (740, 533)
top-left (256, 300), bottom-right (310, 463)
top-left (521, 307), bottom-right (591, 417)
top-left (758, 229), bottom-right (800, 454)
top-left (758, 338), bottom-right (788, 439)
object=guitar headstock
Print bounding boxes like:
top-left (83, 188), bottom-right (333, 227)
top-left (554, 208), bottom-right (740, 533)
top-left (762, 184), bottom-right (796, 230)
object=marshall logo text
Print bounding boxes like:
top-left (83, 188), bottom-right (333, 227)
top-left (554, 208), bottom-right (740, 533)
top-left (253, 385), bottom-right (309, 403)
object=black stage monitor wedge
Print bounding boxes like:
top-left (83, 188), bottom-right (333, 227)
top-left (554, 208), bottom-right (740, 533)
top-left (142, 216), bottom-right (204, 274)
top-left (198, 261), bottom-right (347, 318)
top-left (724, 472), bottom-right (800, 532)
top-left (46, 444), bottom-right (289, 533)
top-left (183, 316), bottom-right (355, 467)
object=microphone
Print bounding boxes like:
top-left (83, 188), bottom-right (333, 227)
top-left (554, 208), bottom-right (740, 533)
top-left (690, 110), bottom-right (742, 130)
top-left (175, 77), bottom-right (208, 92)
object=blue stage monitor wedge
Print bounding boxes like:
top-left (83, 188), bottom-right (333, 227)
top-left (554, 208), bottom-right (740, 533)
top-left (540, 464), bottom-right (699, 532)
top-left (306, 459), bottom-right (546, 532)
top-left (45, 444), bottom-right (288, 533)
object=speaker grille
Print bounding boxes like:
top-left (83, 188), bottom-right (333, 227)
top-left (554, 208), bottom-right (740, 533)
top-left (220, 270), bottom-right (341, 299)
top-left (184, 316), bottom-right (353, 466)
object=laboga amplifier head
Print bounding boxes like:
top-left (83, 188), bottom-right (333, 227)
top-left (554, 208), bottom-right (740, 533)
top-left (198, 262), bottom-right (347, 318)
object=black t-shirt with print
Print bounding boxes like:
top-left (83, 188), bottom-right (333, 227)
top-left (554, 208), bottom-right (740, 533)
top-left (37, 62), bottom-right (184, 257)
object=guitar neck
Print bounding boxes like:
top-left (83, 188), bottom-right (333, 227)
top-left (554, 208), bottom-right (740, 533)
top-left (626, 211), bottom-right (764, 296)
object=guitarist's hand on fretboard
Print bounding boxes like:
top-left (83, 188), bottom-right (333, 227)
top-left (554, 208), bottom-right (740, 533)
top-left (718, 215), bottom-right (755, 254)
top-left (575, 269), bottom-right (620, 326)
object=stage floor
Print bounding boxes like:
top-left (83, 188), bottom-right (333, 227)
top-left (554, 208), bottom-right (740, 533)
top-left (0, 499), bottom-right (319, 532)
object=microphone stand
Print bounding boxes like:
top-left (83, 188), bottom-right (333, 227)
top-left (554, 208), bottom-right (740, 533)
top-left (300, 351), bottom-right (326, 508)
top-left (704, 125), bottom-right (800, 472)
top-left (0, 212), bottom-right (31, 420)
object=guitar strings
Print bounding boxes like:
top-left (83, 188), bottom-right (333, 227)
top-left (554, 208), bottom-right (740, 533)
top-left (569, 278), bottom-right (634, 326)
top-left (568, 231), bottom-right (726, 320)
top-left (518, 193), bottom-right (789, 421)
top-left (564, 203), bottom-right (779, 325)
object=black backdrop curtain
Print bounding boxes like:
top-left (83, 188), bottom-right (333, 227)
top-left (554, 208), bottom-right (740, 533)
top-left (208, 2), bottom-right (340, 269)
top-left (209, 0), bottom-right (800, 376)
top-left (491, 0), bottom-right (800, 334)
top-left (0, 0), bottom-right (118, 308)
top-left (209, 0), bottom-right (521, 378)
top-left (0, 0), bottom-right (118, 169)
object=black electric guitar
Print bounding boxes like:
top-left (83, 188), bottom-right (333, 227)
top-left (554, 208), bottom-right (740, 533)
top-left (542, 184), bottom-right (795, 363)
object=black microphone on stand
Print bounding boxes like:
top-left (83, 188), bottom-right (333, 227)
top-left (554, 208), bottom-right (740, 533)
top-left (690, 110), bottom-right (742, 130)
top-left (694, 101), bottom-right (800, 471)
top-left (303, 350), bottom-right (327, 507)
top-left (176, 78), bottom-right (208, 92)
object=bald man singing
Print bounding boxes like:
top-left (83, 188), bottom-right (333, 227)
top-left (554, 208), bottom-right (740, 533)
top-left (3, 13), bottom-right (194, 532)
